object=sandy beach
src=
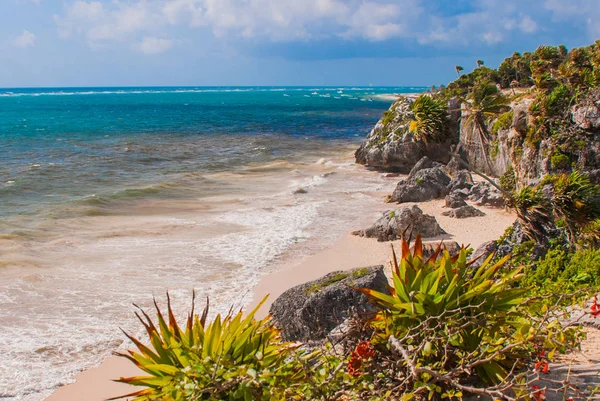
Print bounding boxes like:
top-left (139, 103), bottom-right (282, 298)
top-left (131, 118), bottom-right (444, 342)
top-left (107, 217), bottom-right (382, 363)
top-left (45, 190), bottom-right (516, 401)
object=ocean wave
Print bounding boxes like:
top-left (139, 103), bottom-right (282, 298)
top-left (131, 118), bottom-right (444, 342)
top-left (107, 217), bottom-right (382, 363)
top-left (0, 87), bottom-right (426, 98)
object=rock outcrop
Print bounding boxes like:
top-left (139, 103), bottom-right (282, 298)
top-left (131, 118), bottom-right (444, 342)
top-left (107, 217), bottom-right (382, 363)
top-left (269, 266), bottom-right (389, 342)
top-left (353, 205), bottom-right (446, 241)
top-left (355, 98), bottom-right (458, 172)
top-left (390, 165), bottom-right (451, 203)
top-left (442, 205), bottom-right (486, 219)
top-left (356, 90), bottom-right (600, 186)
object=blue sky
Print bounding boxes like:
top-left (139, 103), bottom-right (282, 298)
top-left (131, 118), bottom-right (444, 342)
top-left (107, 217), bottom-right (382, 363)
top-left (1, 0), bottom-right (599, 87)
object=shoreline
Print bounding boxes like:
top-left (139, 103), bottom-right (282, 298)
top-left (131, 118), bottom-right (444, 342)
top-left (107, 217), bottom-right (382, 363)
top-left (45, 191), bottom-right (516, 401)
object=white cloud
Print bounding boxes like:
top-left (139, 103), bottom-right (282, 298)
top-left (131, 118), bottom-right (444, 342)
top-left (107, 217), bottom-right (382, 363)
top-left (14, 30), bottom-right (36, 47)
top-left (138, 37), bottom-right (173, 54)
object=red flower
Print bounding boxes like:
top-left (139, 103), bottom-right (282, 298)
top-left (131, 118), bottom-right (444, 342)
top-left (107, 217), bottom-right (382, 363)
top-left (347, 356), bottom-right (362, 377)
top-left (534, 360), bottom-right (550, 374)
top-left (531, 385), bottom-right (546, 401)
top-left (354, 341), bottom-right (375, 359)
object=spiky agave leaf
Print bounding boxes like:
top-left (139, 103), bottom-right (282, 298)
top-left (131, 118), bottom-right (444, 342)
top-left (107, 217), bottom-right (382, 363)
top-left (113, 294), bottom-right (300, 401)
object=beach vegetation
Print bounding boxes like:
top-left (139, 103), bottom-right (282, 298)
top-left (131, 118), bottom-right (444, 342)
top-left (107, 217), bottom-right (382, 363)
top-left (408, 94), bottom-right (448, 143)
top-left (111, 295), bottom-right (306, 401)
top-left (492, 110), bottom-right (514, 135)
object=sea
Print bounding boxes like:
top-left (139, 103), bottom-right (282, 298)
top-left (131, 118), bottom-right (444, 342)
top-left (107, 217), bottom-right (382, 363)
top-left (0, 86), bottom-right (424, 400)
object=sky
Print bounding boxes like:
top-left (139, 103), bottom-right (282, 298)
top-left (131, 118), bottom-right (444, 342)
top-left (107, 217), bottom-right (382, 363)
top-left (1, 0), bottom-right (599, 88)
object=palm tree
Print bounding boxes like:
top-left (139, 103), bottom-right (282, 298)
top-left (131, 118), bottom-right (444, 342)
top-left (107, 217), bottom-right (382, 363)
top-left (455, 65), bottom-right (464, 76)
top-left (477, 60), bottom-right (485, 68)
top-left (409, 94), bottom-right (448, 144)
top-left (461, 82), bottom-right (509, 170)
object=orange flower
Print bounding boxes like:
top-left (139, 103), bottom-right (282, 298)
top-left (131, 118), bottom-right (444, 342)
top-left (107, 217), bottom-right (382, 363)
top-left (354, 341), bottom-right (375, 359)
top-left (347, 356), bottom-right (362, 377)
top-left (531, 385), bottom-right (546, 401)
top-left (534, 360), bottom-right (550, 374)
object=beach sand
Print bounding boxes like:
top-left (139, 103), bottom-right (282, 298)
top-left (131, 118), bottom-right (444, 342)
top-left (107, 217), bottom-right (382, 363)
top-left (45, 194), bottom-right (515, 401)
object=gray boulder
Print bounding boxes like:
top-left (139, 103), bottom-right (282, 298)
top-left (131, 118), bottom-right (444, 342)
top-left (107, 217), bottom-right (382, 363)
top-left (447, 170), bottom-right (474, 192)
top-left (469, 182), bottom-right (505, 207)
top-left (269, 266), bottom-right (389, 342)
top-left (469, 240), bottom-right (498, 268)
top-left (442, 205), bottom-right (486, 219)
top-left (391, 166), bottom-right (451, 203)
top-left (408, 156), bottom-right (442, 180)
top-left (445, 192), bottom-right (468, 208)
top-left (353, 205), bottom-right (446, 241)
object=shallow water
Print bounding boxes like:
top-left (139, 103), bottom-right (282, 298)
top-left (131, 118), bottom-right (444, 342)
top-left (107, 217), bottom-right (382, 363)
top-left (0, 87), bottom-right (422, 400)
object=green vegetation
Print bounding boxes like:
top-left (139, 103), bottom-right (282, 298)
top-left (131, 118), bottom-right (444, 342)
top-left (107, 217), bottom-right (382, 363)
top-left (112, 295), bottom-right (303, 401)
top-left (550, 152), bottom-right (570, 170)
top-left (500, 165), bottom-right (517, 192)
top-left (116, 237), bottom-right (589, 400)
top-left (492, 110), bottom-right (514, 134)
top-left (509, 171), bottom-right (600, 246)
top-left (408, 94), bottom-right (448, 143)
top-left (306, 272), bottom-right (349, 295)
top-left (521, 248), bottom-right (600, 294)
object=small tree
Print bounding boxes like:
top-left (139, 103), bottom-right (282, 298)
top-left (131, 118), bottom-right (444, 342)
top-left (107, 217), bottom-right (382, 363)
top-left (455, 65), bottom-right (464, 76)
top-left (477, 59), bottom-right (485, 68)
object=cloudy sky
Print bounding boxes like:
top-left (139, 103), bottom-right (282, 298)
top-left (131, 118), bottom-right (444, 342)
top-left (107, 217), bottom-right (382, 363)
top-left (1, 0), bottom-right (598, 87)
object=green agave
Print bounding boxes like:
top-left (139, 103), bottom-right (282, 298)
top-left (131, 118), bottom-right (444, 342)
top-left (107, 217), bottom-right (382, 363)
top-left (359, 235), bottom-right (527, 384)
top-left (112, 294), bottom-right (301, 401)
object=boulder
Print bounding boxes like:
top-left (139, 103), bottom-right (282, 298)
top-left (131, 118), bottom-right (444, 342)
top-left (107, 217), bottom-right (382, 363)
top-left (469, 182), bottom-right (505, 207)
top-left (447, 170), bottom-right (474, 192)
top-left (269, 266), bottom-right (389, 342)
top-left (390, 166), bottom-right (451, 203)
top-left (408, 156), bottom-right (442, 180)
top-left (469, 240), bottom-right (498, 268)
top-left (442, 205), bottom-right (486, 219)
top-left (445, 192), bottom-right (468, 208)
top-left (353, 205), bottom-right (446, 241)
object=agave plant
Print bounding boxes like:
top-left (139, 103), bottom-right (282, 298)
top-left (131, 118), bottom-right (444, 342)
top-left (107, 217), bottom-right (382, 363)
top-left (112, 294), bottom-right (302, 401)
top-left (359, 236), bottom-right (527, 384)
top-left (409, 94), bottom-right (448, 144)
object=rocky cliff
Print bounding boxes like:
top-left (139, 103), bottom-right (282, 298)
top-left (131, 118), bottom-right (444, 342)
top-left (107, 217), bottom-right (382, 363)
top-left (356, 93), bottom-right (600, 186)
top-left (356, 43), bottom-right (600, 186)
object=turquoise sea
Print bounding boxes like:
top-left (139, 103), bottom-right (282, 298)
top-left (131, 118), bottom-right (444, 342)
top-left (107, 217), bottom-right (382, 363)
top-left (0, 86), bottom-right (423, 400)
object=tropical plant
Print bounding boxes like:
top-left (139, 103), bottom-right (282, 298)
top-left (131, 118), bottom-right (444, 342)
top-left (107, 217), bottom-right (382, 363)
top-left (477, 59), bottom-right (485, 68)
top-left (408, 94), bottom-right (448, 143)
top-left (455, 65), bottom-right (464, 76)
top-left (356, 236), bottom-right (581, 400)
top-left (545, 171), bottom-right (600, 245)
top-left (111, 295), bottom-right (305, 401)
top-left (461, 82), bottom-right (510, 169)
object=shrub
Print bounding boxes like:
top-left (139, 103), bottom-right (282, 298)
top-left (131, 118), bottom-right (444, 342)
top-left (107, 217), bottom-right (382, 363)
top-left (357, 237), bottom-right (580, 399)
top-left (112, 295), bottom-right (306, 401)
top-left (409, 94), bottom-right (448, 143)
top-left (550, 153), bottom-right (570, 170)
top-left (500, 165), bottom-right (517, 192)
top-left (521, 248), bottom-right (600, 295)
top-left (492, 110), bottom-right (514, 135)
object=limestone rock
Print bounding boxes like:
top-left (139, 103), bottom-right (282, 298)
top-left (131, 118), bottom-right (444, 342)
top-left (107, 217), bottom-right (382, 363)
top-left (442, 205), bottom-right (486, 219)
top-left (269, 266), bottom-right (389, 342)
top-left (353, 205), bottom-right (446, 241)
top-left (445, 192), bottom-right (468, 208)
top-left (469, 240), bottom-right (498, 268)
top-left (390, 166), bottom-right (451, 203)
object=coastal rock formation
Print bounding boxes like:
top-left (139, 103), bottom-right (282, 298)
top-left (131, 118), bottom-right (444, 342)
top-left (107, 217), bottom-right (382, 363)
top-left (442, 205), bottom-right (486, 219)
top-left (469, 182), bottom-right (505, 207)
top-left (447, 170), bottom-right (474, 192)
top-left (354, 98), bottom-right (456, 172)
top-left (353, 205), bottom-right (446, 241)
top-left (269, 266), bottom-right (389, 342)
top-left (390, 166), bottom-right (451, 203)
top-left (445, 192), bottom-right (468, 208)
